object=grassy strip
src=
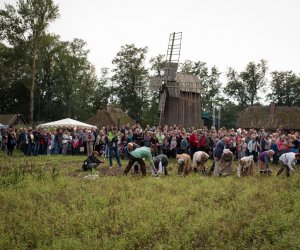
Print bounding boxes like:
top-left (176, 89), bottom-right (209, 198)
top-left (0, 152), bottom-right (299, 249)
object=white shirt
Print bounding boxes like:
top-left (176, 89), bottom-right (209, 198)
top-left (279, 152), bottom-right (297, 170)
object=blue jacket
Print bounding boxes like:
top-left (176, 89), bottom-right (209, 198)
top-left (214, 140), bottom-right (225, 159)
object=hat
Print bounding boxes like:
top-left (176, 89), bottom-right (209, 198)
top-left (223, 149), bottom-right (230, 154)
top-left (177, 158), bottom-right (184, 165)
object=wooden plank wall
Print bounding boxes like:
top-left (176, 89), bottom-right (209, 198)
top-left (162, 92), bottom-right (202, 128)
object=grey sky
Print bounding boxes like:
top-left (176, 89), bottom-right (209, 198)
top-left (1, 0), bottom-right (300, 80)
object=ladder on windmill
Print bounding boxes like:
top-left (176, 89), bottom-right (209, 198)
top-left (157, 32), bottom-right (182, 126)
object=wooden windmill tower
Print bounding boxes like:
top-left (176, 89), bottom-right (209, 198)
top-left (151, 32), bottom-right (203, 128)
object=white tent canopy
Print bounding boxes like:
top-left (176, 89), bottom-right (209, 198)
top-left (0, 123), bottom-right (8, 129)
top-left (38, 118), bottom-right (97, 129)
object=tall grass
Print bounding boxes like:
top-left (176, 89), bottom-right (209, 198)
top-left (0, 151), bottom-right (299, 249)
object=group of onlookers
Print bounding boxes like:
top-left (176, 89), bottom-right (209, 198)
top-left (1, 124), bottom-right (300, 166)
top-left (1, 124), bottom-right (299, 178)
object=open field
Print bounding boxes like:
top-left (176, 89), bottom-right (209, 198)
top-left (0, 151), bottom-right (299, 249)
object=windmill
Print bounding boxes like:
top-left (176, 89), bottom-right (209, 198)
top-left (151, 32), bottom-right (203, 128)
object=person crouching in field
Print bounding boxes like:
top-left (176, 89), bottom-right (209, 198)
top-left (258, 150), bottom-right (275, 175)
top-left (237, 155), bottom-right (254, 177)
top-left (213, 137), bottom-right (229, 176)
top-left (124, 145), bottom-right (156, 177)
top-left (192, 151), bottom-right (209, 175)
top-left (277, 152), bottom-right (300, 177)
top-left (82, 151), bottom-right (104, 171)
top-left (176, 153), bottom-right (192, 176)
top-left (218, 149), bottom-right (234, 176)
top-left (153, 154), bottom-right (169, 176)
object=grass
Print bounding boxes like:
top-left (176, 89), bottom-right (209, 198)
top-left (0, 151), bottom-right (299, 249)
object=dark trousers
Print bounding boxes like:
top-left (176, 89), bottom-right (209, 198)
top-left (250, 151), bottom-right (258, 162)
top-left (277, 160), bottom-right (291, 177)
top-left (190, 146), bottom-right (198, 158)
top-left (124, 156), bottom-right (146, 176)
top-left (273, 154), bottom-right (279, 165)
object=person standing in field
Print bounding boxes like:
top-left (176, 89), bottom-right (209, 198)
top-left (6, 128), bottom-right (17, 156)
top-left (106, 127), bottom-right (122, 168)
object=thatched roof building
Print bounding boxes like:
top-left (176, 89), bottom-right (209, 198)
top-left (237, 103), bottom-right (300, 130)
top-left (86, 107), bottom-right (134, 129)
top-left (0, 114), bottom-right (27, 128)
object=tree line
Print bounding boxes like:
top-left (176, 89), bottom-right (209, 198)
top-left (1, 0), bottom-right (300, 128)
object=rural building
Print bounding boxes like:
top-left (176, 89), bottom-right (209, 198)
top-left (86, 107), bottom-right (135, 129)
top-left (237, 103), bottom-right (300, 130)
top-left (0, 114), bottom-right (27, 128)
top-left (155, 72), bottom-right (203, 128)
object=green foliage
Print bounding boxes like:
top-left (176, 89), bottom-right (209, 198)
top-left (225, 59), bottom-right (268, 107)
top-left (0, 152), bottom-right (299, 249)
top-left (220, 100), bottom-right (244, 129)
top-left (268, 71), bottom-right (300, 106)
top-left (0, 0), bottom-right (60, 125)
top-left (111, 44), bottom-right (149, 123)
top-left (180, 60), bottom-right (222, 113)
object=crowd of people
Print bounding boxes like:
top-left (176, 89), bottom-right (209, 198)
top-left (1, 123), bottom-right (299, 177)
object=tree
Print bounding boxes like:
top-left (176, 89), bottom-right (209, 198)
top-left (111, 44), bottom-right (149, 123)
top-left (225, 60), bottom-right (268, 107)
top-left (267, 71), bottom-right (300, 106)
top-left (149, 54), bottom-right (166, 77)
top-left (90, 68), bottom-right (110, 113)
top-left (180, 60), bottom-right (222, 112)
top-left (0, 42), bottom-right (30, 116)
top-left (0, 0), bottom-right (59, 125)
top-left (51, 38), bottom-right (98, 120)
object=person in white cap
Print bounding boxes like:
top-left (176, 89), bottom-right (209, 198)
top-left (192, 151), bottom-right (210, 175)
top-left (237, 155), bottom-right (254, 177)
top-left (219, 148), bottom-right (234, 176)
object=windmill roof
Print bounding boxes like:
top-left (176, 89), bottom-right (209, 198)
top-left (175, 72), bottom-right (202, 94)
top-left (149, 72), bottom-right (203, 94)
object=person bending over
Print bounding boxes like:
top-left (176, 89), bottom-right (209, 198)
top-left (192, 151), bottom-right (209, 175)
top-left (153, 154), bottom-right (169, 176)
top-left (124, 145), bottom-right (156, 176)
top-left (277, 152), bottom-right (300, 177)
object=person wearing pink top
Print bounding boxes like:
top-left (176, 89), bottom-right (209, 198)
top-left (277, 136), bottom-right (289, 156)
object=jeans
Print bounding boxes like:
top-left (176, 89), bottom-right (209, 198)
top-left (34, 142), bottom-right (40, 156)
top-left (109, 146), bottom-right (121, 167)
top-left (54, 142), bottom-right (61, 155)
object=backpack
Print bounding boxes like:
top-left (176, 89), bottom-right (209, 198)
top-left (181, 139), bottom-right (188, 149)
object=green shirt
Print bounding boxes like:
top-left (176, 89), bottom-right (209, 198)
top-left (130, 146), bottom-right (155, 169)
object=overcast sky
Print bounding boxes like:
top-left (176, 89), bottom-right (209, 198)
top-left (1, 0), bottom-right (300, 81)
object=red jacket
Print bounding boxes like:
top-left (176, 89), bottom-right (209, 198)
top-left (189, 133), bottom-right (199, 147)
top-left (198, 134), bottom-right (207, 148)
